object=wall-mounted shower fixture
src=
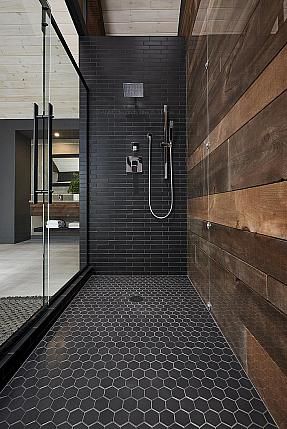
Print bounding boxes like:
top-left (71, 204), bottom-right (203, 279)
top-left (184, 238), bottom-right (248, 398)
top-left (126, 155), bottom-right (142, 173)
top-left (123, 83), bottom-right (144, 98)
top-left (147, 105), bottom-right (174, 220)
top-left (126, 142), bottom-right (142, 173)
top-left (131, 142), bottom-right (139, 152)
top-left (161, 105), bottom-right (172, 180)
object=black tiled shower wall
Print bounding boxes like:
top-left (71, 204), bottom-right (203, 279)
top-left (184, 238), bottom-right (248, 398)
top-left (80, 37), bottom-right (186, 274)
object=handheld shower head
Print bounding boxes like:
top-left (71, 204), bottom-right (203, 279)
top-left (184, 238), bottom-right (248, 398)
top-left (169, 121), bottom-right (174, 144)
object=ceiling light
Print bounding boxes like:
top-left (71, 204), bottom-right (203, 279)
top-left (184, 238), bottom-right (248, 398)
top-left (54, 132), bottom-right (60, 138)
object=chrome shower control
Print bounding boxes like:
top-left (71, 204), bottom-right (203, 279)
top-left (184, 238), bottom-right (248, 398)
top-left (131, 142), bottom-right (139, 152)
top-left (126, 156), bottom-right (142, 173)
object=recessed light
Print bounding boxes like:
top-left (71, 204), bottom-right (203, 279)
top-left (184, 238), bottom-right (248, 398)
top-left (54, 132), bottom-right (60, 138)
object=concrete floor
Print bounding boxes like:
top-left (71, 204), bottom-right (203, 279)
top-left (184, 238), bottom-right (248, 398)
top-left (0, 236), bottom-right (79, 298)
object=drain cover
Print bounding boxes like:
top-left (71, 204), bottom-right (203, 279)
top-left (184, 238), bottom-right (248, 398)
top-left (129, 295), bottom-right (143, 303)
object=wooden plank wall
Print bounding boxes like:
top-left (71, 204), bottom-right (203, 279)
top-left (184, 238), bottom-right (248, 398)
top-left (179, 0), bottom-right (287, 426)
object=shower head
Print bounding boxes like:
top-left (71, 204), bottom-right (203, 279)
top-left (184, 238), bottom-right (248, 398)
top-left (123, 83), bottom-right (144, 98)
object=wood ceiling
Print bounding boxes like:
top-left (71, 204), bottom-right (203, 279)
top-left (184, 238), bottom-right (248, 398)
top-left (0, 0), bottom-right (79, 119)
top-left (101, 0), bottom-right (181, 36)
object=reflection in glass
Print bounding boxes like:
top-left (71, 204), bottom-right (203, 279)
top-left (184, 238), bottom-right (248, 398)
top-left (0, 0), bottom-right (44, 346)
top-left (0, 0), bottom-right (87, 346)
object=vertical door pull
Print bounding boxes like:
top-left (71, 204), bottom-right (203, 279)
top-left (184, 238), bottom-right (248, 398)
top-left (48, 103), bottom-right (54, 204)
top-left (33, 103), bottom-right (39, 204)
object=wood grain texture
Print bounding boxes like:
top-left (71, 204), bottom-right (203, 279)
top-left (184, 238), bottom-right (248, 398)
top-left (185, 0), bottom-right (287, 155)
top-left (187, 233), bottom-right (210, 303)
top-left (188, 218), bottom-right (287, 285)
top-left (186, 36), bottom-right (208, 157)
top-left (30, 203), bottom-right (79, 218)
top-left (189, 228), bottom-right (287, 316)
top-left (238, 279), bottom-right (287, 376)
top-left (195, 234), bottom-right (267, 299)
top-left (87, 0), bottom-right (105, 35)
top-left (187, 155), bottom-right (206, 199)
top-left (188, 89), bottom-right (287, 198)
top-left (189, 245), bottom-right (287, 378)
top-left (208, 258), bottom-right (246, 364)
top-left (0, 1), bottom-right (79, 119)
top-left (183, 1), bottom-right (287, 422)
top-left (178, 0), bottom-right (200, 37)
top-left (188, 140), bottom-right (229, 198)
top-left (189, 182), bottom-right (287, 240)
top-left (205, 0), bottom-right (287, 143)
top-left (247, 331), bottom-right (287, 429)
top-left (229, 90), bottom-right (287, 190)
top-left (188, 43), bottom-right (287, 170)
top-left (267, 276), bottom-right (287, 316)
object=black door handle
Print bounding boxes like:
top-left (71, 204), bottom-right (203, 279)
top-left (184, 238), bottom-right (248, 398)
top-left (48, 103), bottom-right (54, 204)
top-left (33, 103), bottom-right (39, 204)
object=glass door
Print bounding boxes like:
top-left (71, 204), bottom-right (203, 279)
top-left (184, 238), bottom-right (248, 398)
top-left (0, 0), bottom-right (49, 345)
top-left (44, 13), bottom-right (81, 299)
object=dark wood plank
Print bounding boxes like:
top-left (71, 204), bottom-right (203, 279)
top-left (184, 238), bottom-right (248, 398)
top-left (247, 330), bottom-right (287, 429)
top-left (178, 0), bottom-right (201, 37)
top-left (188, 140), bottom-right (229, 198)
top-left (230, 90), bottom-right (287, 190)
top-left (187, 0), bottom-right (287, 151)
top-left (208, 257), bottom-right (246, 364)
top-left (87, 0), bottom-right (105, 36)
top-left (186, 36), bottom-right (208, 156)
top-left (189, 182), bottom-right (287, 240)
top-left (237, 277), bottom-right (287, 376)
top-left (188, 42), bottom-right (287, 168)
top-left (30, 203), bottom-right (79, 218)
top-left (187, 158), bottom-right (206, 199)
top-left (191, 249), bottom-right (287, 375)
top-left (188, 90), bottom-right (287, 197)
top-left (188, 218), bottom-right (287, 285)
top-left (196, 235), bottom-right (267, 298)
top-left (267, 276), bottom-right (287, 316)
top-left (187, 233), bottom-right (210, 303)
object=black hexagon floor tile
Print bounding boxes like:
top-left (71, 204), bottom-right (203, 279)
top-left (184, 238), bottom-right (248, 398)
top-left (0, 275), bottom-right (277, 428)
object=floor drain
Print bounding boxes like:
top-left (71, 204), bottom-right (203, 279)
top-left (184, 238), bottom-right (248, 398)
top-left (129, 295), bottom-right (143, 303)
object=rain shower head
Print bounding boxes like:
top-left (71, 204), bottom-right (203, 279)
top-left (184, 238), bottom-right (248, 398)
top-left (123, 83), bottom-right (144, 98)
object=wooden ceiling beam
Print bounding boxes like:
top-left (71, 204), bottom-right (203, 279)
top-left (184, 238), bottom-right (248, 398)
top-left (87, 0), bottom-right (105, 36)
top-left (65, 0), bottom-right (105, 36)
top-left (178, 0), bottom-right (201, 37)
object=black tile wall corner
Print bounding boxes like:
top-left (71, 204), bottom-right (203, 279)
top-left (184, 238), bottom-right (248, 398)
top-left (80, 36), bottom-right (186, 275)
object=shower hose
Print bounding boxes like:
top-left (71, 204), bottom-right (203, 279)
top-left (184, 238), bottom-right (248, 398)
top-left (147, 133), bottom-right (173, 219)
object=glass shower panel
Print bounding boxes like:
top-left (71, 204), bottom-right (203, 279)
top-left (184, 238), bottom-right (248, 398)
top-left (207, 1), bottom-right (260, 359)
top-left (0, 0), bottom-right (46, 345)
top-left (187, 0), bottom-right (210, 305)
top-left (45, 16), bottom-right (81, 298)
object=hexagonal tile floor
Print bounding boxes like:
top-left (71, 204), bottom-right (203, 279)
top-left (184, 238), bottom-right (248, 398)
top-left (0, 296), bottom-right (42, 346)
top-left (0, 275), bottom-right (277, 428)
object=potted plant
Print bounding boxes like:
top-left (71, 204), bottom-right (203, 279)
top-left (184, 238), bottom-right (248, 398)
top-left (68, 173), bottom-right (80, 201)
